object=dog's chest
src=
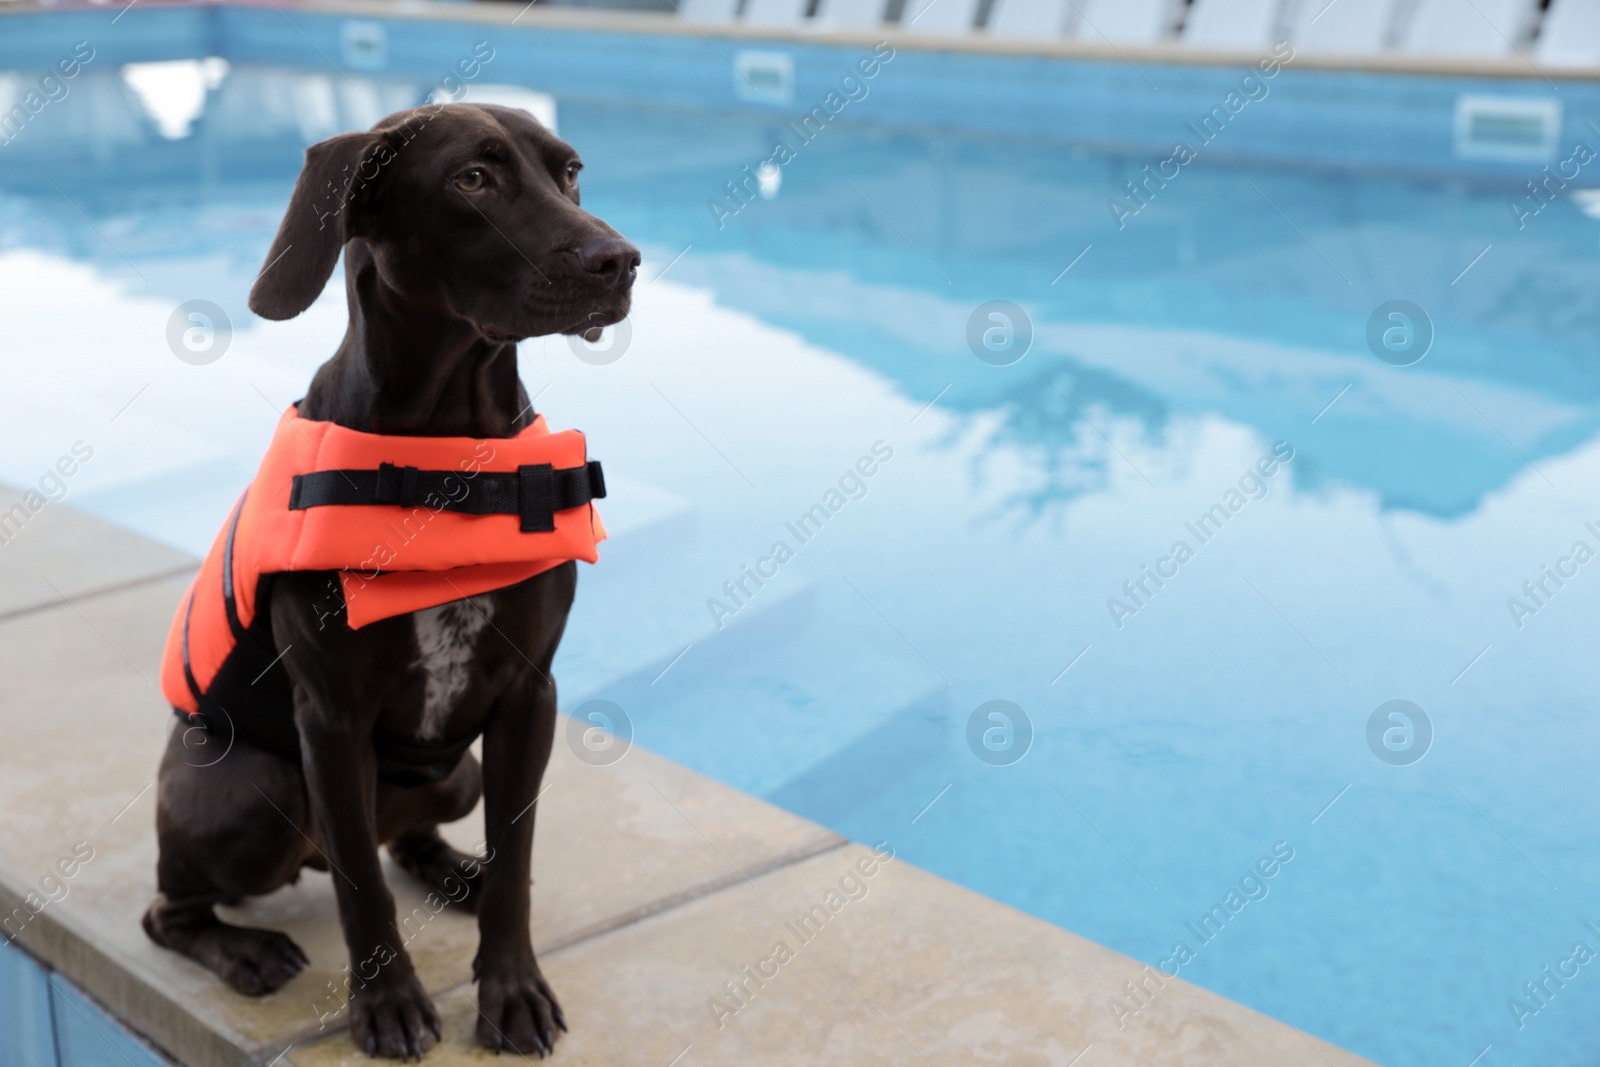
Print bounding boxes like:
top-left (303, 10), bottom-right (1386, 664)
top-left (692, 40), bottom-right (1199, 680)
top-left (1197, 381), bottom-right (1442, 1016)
top-left (409, 597), bottom-right (494, 738)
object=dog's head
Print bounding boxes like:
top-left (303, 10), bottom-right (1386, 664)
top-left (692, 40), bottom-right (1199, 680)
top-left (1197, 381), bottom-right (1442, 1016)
top-left (248, 103), bottom-right (637, 342)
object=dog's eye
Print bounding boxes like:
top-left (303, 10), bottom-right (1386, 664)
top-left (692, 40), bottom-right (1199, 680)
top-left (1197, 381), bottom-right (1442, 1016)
top-left (453, 169), bottom-right (487, 192)
top-left (565, 163), bottom-right (582, 183)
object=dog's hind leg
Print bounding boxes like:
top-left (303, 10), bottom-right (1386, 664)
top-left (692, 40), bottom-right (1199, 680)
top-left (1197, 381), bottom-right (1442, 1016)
top-left (143, 724), bottom-right (315, 996)
top-left (381, 752), bottom-right (486, 911)
top-left (142, 899), bottom-right (310, 996)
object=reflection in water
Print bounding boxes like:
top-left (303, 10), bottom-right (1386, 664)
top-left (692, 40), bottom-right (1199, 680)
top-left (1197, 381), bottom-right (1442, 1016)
top-left (8, 64), bottom-right (1600, 521)
top-left (3, 49), bottom-right (1600, 1067)
top-left (978, 360), bottom-right (1170, 517)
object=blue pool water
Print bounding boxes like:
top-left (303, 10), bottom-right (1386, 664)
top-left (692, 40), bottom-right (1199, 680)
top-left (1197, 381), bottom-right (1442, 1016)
top-left (3, 10), bottom-right (1600, 1066)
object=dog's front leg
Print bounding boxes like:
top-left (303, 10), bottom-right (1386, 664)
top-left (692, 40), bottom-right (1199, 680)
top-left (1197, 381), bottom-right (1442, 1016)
top-left (295, 687), bottom-right (441, 1060)
top-left (473, 666), bottom-right (565, 1056)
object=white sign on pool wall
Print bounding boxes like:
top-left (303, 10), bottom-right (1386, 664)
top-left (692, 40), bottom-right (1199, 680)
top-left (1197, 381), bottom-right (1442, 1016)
top-left (1454, 94), bottom-right (1561, 163)
top-left (734, 50), bottom-right (795, 105)
top-left (462, 85), bottom-right (559, 134)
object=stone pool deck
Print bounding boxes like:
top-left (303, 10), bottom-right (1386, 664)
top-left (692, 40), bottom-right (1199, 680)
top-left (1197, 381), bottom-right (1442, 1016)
top-left (0, 488), bottom-right (1373, 1067)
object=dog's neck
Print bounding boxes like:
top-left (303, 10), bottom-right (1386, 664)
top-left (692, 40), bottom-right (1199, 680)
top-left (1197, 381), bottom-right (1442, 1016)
top-left (297, 244), bottom-right (530, 439)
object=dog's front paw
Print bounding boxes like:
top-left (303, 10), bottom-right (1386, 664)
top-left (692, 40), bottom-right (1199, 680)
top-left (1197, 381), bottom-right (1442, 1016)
top-left (350, 969), bottom-right (441, 1061)
top-left (476, 963), bottom-right (566, 1057)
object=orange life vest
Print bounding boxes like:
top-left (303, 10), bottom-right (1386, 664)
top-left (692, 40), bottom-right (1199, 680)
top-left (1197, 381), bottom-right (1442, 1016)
top-left (159, 406), bottom-right (605, 779)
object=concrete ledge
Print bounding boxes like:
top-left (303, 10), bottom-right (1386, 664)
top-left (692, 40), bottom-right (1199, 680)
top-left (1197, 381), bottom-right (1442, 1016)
top-left (0, 500), bottom-right (1372, 1066)
top-left (1, 0), bottom-right (1591, 185)
top-left (290, 842), bottom-right (1373, 1067)
top-left (0, 484), bottom-right (193, 618)
top-left (0, 0), bottom-right (1593, 80)
top-left (167, 0), bottom-right (1600, 80)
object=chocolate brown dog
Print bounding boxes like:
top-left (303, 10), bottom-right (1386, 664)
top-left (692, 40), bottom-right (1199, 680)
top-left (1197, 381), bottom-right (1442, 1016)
top-left (143, 103), bottom-right (638, 1060)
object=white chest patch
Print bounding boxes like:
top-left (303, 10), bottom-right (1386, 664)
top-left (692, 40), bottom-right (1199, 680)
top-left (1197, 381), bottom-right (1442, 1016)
top-left (411, 597), bottom-right (493, 739)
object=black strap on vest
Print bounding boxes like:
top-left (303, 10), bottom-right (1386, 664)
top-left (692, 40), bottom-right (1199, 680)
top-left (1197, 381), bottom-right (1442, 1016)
top-left (289, 461), bottom-right (605, 534)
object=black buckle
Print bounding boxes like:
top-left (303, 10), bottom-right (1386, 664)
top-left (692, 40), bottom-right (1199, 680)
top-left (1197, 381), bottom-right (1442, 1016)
top-left (518, 464), bottom-right (556, 532)
top-left (375, 463), bottom-right (421, 507)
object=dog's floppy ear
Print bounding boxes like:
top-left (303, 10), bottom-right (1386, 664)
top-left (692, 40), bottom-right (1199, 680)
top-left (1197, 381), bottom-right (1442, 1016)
top-left (248, 131), bottom-right (391, 321)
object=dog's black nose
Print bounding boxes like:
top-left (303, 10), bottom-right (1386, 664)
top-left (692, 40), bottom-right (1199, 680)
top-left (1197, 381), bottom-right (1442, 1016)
top-left (575, 237), bottom-right (640, 291)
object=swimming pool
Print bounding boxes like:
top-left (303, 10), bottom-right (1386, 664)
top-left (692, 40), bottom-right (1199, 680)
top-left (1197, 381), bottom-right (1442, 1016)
top-left (3, 7), bottom-right (1599, 1065)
